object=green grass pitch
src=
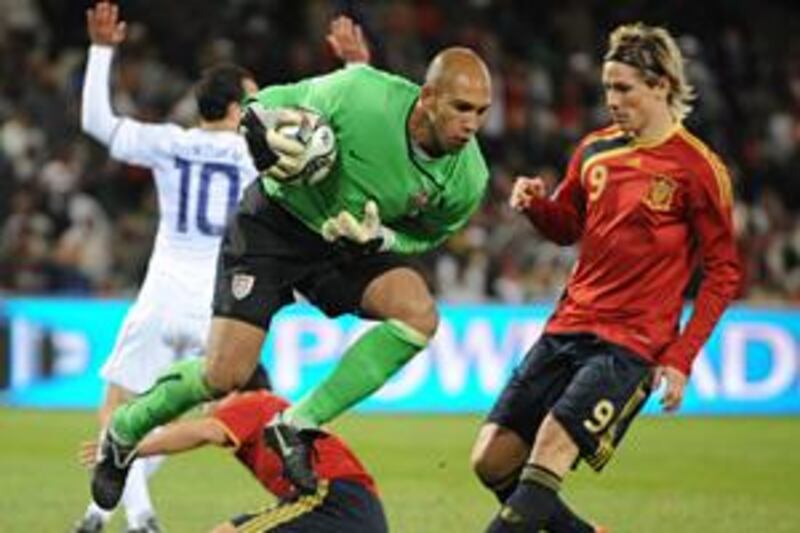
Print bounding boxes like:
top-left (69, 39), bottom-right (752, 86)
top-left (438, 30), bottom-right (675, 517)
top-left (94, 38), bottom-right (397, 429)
top-left (1, 409), bottom-right (799, 532)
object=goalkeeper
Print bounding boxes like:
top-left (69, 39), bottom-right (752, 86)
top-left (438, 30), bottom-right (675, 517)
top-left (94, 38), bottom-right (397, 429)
top-left (92, 15), bottom-right (492, 507)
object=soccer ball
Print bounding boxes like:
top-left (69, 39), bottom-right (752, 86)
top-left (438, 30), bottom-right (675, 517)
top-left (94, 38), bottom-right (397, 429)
top-left (275, 107), bottom-right (338, 186)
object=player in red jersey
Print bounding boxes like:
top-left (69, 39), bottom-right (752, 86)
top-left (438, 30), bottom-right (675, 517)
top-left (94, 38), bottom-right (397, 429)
top-left (82, 384), bottom-right (387, 532)
top-left (472, 22), bottom-right (742, 532)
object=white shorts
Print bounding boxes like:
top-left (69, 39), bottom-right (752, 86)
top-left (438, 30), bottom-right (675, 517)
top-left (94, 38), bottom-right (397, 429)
top-left (101, 274), bottom-right (212, 394)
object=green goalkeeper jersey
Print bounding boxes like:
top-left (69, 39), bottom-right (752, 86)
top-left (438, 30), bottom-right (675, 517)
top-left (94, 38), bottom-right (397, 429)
top-left (249, 64), bottom-right (489, 255)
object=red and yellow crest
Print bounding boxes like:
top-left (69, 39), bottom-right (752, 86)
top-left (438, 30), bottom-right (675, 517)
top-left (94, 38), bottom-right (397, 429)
top-left (642, 176), bottom-right (677, 212)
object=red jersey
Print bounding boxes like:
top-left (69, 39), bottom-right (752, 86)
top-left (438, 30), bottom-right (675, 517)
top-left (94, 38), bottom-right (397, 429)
top-left (212, 391), bottom-right (377, 499)
top-left (525, 124), bottom-right (741, 375)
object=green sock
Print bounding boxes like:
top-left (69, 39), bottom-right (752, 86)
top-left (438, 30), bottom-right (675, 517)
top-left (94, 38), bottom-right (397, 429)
top-left (287, 319), bottom-right (428, 427)
top-left (111, 358), bottom-right (216, 445)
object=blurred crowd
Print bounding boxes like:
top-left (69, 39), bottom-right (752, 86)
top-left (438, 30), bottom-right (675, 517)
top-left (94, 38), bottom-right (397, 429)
top-left (2, 0), bottom-right (800, 303)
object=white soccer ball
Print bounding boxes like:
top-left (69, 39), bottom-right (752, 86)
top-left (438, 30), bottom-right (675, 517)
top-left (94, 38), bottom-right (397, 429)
top-left (276, 107), bottom-right (337, 186)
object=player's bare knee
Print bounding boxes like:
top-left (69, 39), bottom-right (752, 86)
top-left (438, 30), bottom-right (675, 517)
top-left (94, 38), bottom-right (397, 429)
top-left (398, 297), bottom-right (439, 338)
top-left (421, 301), bottom-right (440, 337)
top-left (204, 352), bottom-right (252, 392)
top-left (207, 364), bottom-right (256, 392)
top-left (471, 450), bottom-right (500, 485)
top-left (204, 318), bottom-right (266, 391)
top-left (203, 364), bottom-right (233, 392)
top-left (470, 425), bottom-right (516, 485)
top-left (472, 450), bottom-right (523, 489)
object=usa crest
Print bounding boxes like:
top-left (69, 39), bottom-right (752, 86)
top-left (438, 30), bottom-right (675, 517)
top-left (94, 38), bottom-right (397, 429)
top-left (231, 273), bottom-right (255, 300)
top-left (406, 190), bottom-right (430, 216)
top-left (642, 176), bottom-right (677, 212)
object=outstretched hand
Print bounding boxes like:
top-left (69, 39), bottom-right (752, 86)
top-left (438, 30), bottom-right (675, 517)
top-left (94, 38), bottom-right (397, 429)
top-left (327, 15), bottom-right (370, 64)
top-left (87, 1), bottom-right (127, 47)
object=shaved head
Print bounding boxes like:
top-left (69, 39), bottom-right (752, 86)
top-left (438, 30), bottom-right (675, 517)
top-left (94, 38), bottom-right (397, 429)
top-left (411, 47), bottom-right (492, 156)
top-left (425, 47), bottom-right (491, 94)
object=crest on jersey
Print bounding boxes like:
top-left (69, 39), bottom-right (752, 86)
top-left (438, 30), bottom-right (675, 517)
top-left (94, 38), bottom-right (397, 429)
top-left (643, 176), bottom-right (677, 212)
top-left (231, 273), bottom-right (255, 300)
top-left (406, 190), bottom-right (430, 216)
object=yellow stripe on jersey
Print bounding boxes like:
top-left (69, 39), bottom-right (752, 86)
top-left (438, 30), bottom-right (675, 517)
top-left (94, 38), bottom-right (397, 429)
top-left (678, 129), bottom-right (734, 206)
top-left (630, 122), bottom-right (683, 149)
top-left (579, 122), bottom-right (687, 183)
top-left (580, 146), bottom-right (637, 185)
top-left (237, 480), bottom-right (330, 532)
top-left (582, 125), bottom-right (624, 144)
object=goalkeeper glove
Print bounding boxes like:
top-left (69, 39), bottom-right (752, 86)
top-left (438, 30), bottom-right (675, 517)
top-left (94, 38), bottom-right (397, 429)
top-left (321, 201), bottom-right (395, 254)
top-left (240, 105), bottom-right (306, 179)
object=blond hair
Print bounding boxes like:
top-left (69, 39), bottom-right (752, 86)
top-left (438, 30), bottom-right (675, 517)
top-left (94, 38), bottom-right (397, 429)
top-left (605, 22), bottom-right (695, 121)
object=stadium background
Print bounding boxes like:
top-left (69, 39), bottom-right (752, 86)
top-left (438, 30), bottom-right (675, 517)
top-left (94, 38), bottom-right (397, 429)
top-left (1, 1), bottom-right (799, 532)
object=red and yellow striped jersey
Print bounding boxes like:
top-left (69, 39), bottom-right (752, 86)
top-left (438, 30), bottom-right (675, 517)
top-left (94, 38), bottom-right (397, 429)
top-left (525, 123), bottom-right (741, 374)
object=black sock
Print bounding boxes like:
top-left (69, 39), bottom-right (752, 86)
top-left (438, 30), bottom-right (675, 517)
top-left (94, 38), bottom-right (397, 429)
top-left (484, 466), bottom-right (522, 503)
top-left (486, 463), bottom-right (562, 532)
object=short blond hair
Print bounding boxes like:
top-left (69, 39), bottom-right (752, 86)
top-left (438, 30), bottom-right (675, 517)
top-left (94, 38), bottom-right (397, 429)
top-left (605, 22), bottom-right (696, 121)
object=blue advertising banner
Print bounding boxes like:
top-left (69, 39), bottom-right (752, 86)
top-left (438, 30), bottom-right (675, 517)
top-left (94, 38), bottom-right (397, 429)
top-left (1, 298), bottom-right (798, 414)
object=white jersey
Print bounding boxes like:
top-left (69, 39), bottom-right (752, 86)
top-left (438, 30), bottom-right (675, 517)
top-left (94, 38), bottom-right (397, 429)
top-left (81, 44), bottom-right (258, 391)
top-left (110, 122), bottom-right (257, 294)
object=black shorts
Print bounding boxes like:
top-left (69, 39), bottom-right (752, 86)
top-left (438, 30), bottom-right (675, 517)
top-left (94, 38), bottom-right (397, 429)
top-left (488, 333), bottom-right (653, 471)
top-left (229, 480), bottom-right (388, 533)
top-left (213, 181), bottom-right (412, 330)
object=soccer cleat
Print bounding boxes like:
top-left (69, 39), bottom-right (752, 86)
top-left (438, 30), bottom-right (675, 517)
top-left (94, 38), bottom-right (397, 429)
top-left (263, 416), bottom-right (318, 495)
top-left (594, 526), bottom-right (611, 533)
top-left (126, 515), bottom-right (163, 533)
top-left (90, 428), bottom-right (137, 510)
top-left (73, 513), bottom-right (104, 533)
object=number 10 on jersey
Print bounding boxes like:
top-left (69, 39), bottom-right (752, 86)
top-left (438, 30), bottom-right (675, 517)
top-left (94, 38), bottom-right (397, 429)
top-left (174, 157), bottom-right (241, 236)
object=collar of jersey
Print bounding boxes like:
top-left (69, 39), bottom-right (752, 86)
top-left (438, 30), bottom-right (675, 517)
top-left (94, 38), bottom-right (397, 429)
top-left (629, 121), bottom-right (683, 149)
top-left (405, 98), bottom-right (446, 191)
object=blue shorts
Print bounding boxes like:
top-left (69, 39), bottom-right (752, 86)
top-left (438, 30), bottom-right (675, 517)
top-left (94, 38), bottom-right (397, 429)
top-left (229, 479), bottom-right (388, 532)
top-left (488, 333), bottom-right (653, 471)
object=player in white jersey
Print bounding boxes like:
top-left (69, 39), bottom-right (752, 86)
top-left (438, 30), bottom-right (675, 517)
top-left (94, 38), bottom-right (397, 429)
top-left (74, 3), bottom-right (259, 532)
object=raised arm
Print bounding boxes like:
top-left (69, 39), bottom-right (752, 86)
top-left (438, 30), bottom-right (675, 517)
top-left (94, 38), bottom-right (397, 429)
top-left (81, 1), bottom-right (127, 145)
top-left (326, 15), bottom-right (371, 65)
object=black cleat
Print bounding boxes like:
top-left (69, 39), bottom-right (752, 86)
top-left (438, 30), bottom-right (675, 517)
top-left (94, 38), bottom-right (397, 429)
top-left (91, 429), bottom-right (137, 510)
top-left (263, 417), bottom-right (318, 495)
